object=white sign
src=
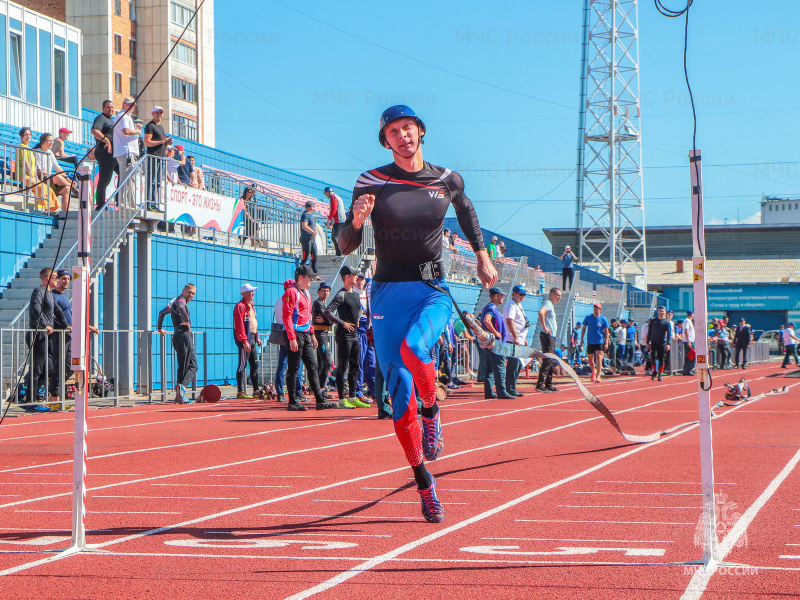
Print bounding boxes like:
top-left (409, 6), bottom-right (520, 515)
top-left (165, 183), bottom-right (245, 234)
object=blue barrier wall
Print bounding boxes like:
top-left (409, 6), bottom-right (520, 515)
top-left (0, 207), bottom-right (55, 288)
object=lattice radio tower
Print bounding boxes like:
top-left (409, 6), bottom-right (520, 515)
top-left (576, 0), bottom-right (647, 284)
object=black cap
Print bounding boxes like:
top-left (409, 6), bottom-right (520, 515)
top-left (304, 201), bottom-right (314, 208)
top-left (295, 265), bottom-right (314, 278)
top-left (318, 282), bottom-right (331, 290)
top-left (56, 269), bottom-right (71, 278)
top-left (339, 265), bottom-right (357, 277)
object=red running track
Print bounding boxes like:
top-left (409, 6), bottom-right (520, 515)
top-left (0, 362), bottom-right (799, 599)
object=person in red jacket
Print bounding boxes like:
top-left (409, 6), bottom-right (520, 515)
top-left (233, 283), bottom-right (262, 399)
top-left (282, 265), bottom-right (338, 411)
top-left (324, 186), bottom-right (347, 257)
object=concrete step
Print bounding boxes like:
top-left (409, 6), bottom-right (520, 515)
top-left (1, 288), bottom-right (37, 301)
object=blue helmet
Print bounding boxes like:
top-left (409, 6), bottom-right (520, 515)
top-left (378, 105), bottom-right (426, 148)
top-left (323, 186), bottom-right (333, 194)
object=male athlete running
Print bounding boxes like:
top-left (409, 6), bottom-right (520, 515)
top-left (338, 105), bottom-right (497, 522)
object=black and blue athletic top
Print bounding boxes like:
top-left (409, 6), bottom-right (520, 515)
top-left (338, 162), bottom-right (485, 281)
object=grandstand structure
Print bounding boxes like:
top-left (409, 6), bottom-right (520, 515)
top-left (0, 2), bottom-right (657, 407)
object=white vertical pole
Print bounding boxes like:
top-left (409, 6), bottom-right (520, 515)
top-left (690, 149), bottom-right (719, 567)
top-left (65, 163), bottom-right (93, 553)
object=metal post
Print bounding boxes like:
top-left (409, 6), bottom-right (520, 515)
top-left (160, 333), bottom-right (168, 404)
top-left (690, 149), bottom-right (719, 568)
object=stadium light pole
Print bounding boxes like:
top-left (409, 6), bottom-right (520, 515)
top-left (690, 149), bottom-right (720, 569)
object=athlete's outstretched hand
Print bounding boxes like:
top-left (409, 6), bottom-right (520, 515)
top-left (476, 250), bottom-right (498, 289)
top-left (352, 194), bottom-right (375, 229)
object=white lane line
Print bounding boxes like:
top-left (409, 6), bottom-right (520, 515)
top-left (596, 481), bottom-right (737, 485)
top-left (313, 499), bottom-right (468, 505)
top-left (94, 496), bottom-right (240, 500)
top-left (780, 555), bottom-right (800, 559)
top-left (15, 510), bottom-right (182, 514)
top-left (0, 382), bottom-right (766, 579)
top-left (516, 519), bottom-right (696, 525)
top-left (10, 473), bottom-right (143, 477)
top-left (681, 447), bottom-right (800, 600)
top-left (406, 477), bottom-right (524, 482)
top-left (483, 537), bottom-right (676, 543)
top-left (208, 474), bottom-right (328, 479)
top-left (0, 414), bottom-right (371, 476)
top-left (0, 495), bottom-right (19, 497)
top-left (361, 487), bottom-right (498, 492)
top-left (572, 491), bottom-right (701, 496)
top-left (204, 531), bottom-right (393, 538)
top-left (258, 514), bottom-right (419, 521)
top-left (0, 392), bottom-right (607, 509)
top-left (558, 505), bottom-right (698, 509)
top-left (0, 483), bottom-right (70, 486)
top-left (151, 484), bottom-right (291, 489)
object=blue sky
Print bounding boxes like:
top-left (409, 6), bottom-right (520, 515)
top-left (214, 1), bottom-right (800, 250)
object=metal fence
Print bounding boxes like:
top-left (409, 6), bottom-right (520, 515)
top-left (1, 327), bottom-right (207, 410)
top-left (0, 140), bottom-right (65, 213)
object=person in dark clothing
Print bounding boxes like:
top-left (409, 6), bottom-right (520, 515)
top-left (299, 201), bottom-right (319, 275)
top-left (324, 186), bottom-right (347, 256)
top-left (175, 144), bottom-right (193, 185)
top-left (90, 99), bottom-right (118, 210)
top-left (312, 281), bottom-right (333, 391)
top-left (233, 283), bottom-right (262, 398)
top-left (282, 266), bottom-right (338, 411)
top-left (143, 106), bottom-right (172, 209)
top-left (559, 245), bottom-right (577, 290)
top-left (26, 269), bottom-right (62, 408)
top-left (647, 306), bottom-right (672, 381)
top-left (480, 288), bottom-right (513, 399)
top-left (157, 283), bottom-right (198, 404)
top-left (49, 269), bottom-right (73, 403)
top-left (323, 266), bottom-right (362, 408)
top-left (733, 318), bottom-right (752, 369)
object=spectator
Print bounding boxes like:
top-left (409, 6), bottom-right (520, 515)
top-left (560, 245), bottom-right (577, 290)
top-left (778, 324), bottom-right (786, 355)
top-left (682, 310), bottom-right (696, 376)
top-left (134, 119), bottom-right (147, 158)
top-left (607, 317), bottom-right (619, 370)
top-left (453, 313), bottom-right (476, 378)
top-left (646, 306), bottom-right (671, 381)
top-left (156, 283), bottom-right (198, 404)
top-left (144, 106), bottom-right (171, 209)
top-left (299, 201), bottom-right (319, 277)
top-left (624, 318), bottom-right (638, 364)
top-left (569, 323), bottom-right (582, 367)
top-left (15, 127), bottom-right (38, 192)
top-left (442, 228), bottom-right (452, 251)
top-left (450, 232), bottom-right (461, 253)
top-left (480, 287), bottom-right (514, 399)
top-left (175, 144), bottom-right (193, 185)
top-left (781, 323), bottom-right (800, 368)
top-left (282, 265), bottom-right (337, 411)
top-left (536, 287), bottom-right (563, 393)
top-left (91, 99), bottom-right (117, 210)
top-left (640, 318), bottom-right (651, 373)
top-left (188, 156), bottom-right (205, 189)
top-left (497, 241), bottom-right (506, 257)
top-left (25, 268), bottom-right (59, 409)
top-left (324, 186), bottom-right (347, 257)
top-left (165, 145), bottom-right (180, 183)
top-left (33, 133), bottom-right (73, 210)
top-left (733, 318), bottom-right (752, 369)
top-left (715, 321), bottom-right (732, 369)
top-left (271, 280), bottom-right (303, 402)
top-left (51, 127), bottom-right (79, 167)
top-left (312, 281), bottom-right (334, 392)
top-left (616, 320), bottom-right (626, 365)
top-left (233, 284), bottom-right (262, 398)
top-left (354, 273), bottom-right (375, 404)
top-left (581, 302), bottom-right (609, 383)
top-left (323, 265), bottom-right (362, 407)
top-left (486, 235), bottom-right (499, 257)
top-left (504, 284), bottom-right (531, 396)
top-left (112, 97), bottom-right (141, 208)
top-left (533, 264), bottom-right (544, 295)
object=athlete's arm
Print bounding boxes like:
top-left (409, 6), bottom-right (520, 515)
top-left (156, 305), bottom-right (170, 333)
top-left (322, 292), bottom-right (352, 330)
top-left (538, 304), bottom-right (552, 335)
top-left (282, 289), bottom-right (299, 344)
top-left (580, 324), bottom-right (587, 345)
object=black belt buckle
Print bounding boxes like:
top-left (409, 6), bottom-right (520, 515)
top-left (419, 261), bottom-right (442, 281)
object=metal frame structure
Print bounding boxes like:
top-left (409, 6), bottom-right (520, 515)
top-left (578, 0), bottom-right (647, 284)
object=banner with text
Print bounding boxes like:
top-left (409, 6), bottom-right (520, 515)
top-left (165, 183), bottom-right (245, 234)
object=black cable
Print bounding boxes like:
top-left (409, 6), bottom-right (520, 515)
top-left (654, 0), bottom-right (711, 390)
top-left (1, 0), bottom-right (206, 425)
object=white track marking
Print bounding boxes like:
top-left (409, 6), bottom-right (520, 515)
top-left (681, 447), bottom-right (800, 600)
top-left (0, 392), bottom-right (640, 509)
top-left (313, 499), bottom-right (467, 505)
top-left (151, 484), bottom-right (291, 488)
top-left (361, 487), bottom-right (498, 492)
top-left (208, 474), bottom-right (328, 478)
top-left (0, 415), bottom-right (370, 475)
top-left (596, 481), bottom-right (737, 485)
top-left (558, 505), bottom-right (698, 509)
top-left (516, 519), bottom-right (696, 525)
top-left (15, 510), bottom-right (182, 514)
top-left (203, 531), bottom-right (392, 538)
top-left (258, 514), bottom-right (420, 520)
top-left (94, 496), bottom-right (240, 500)
top-left (573, 491), bottom-right (701, 496)
top-left (283, 382), bottom-right (793, 600)
top-left (0, 380), bottom-right (784, 579)
top-left (483, 537), bottom-right (676, 543)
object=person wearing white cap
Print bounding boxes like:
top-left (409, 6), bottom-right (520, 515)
top-left (560, 245), bottom-right (578, 290)
top-left (487, 235), bottom-right (499, 258)
top-left (144, 105), bottom-right (172, 209)
top-left (234, 284), bottom-right (263, 398)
